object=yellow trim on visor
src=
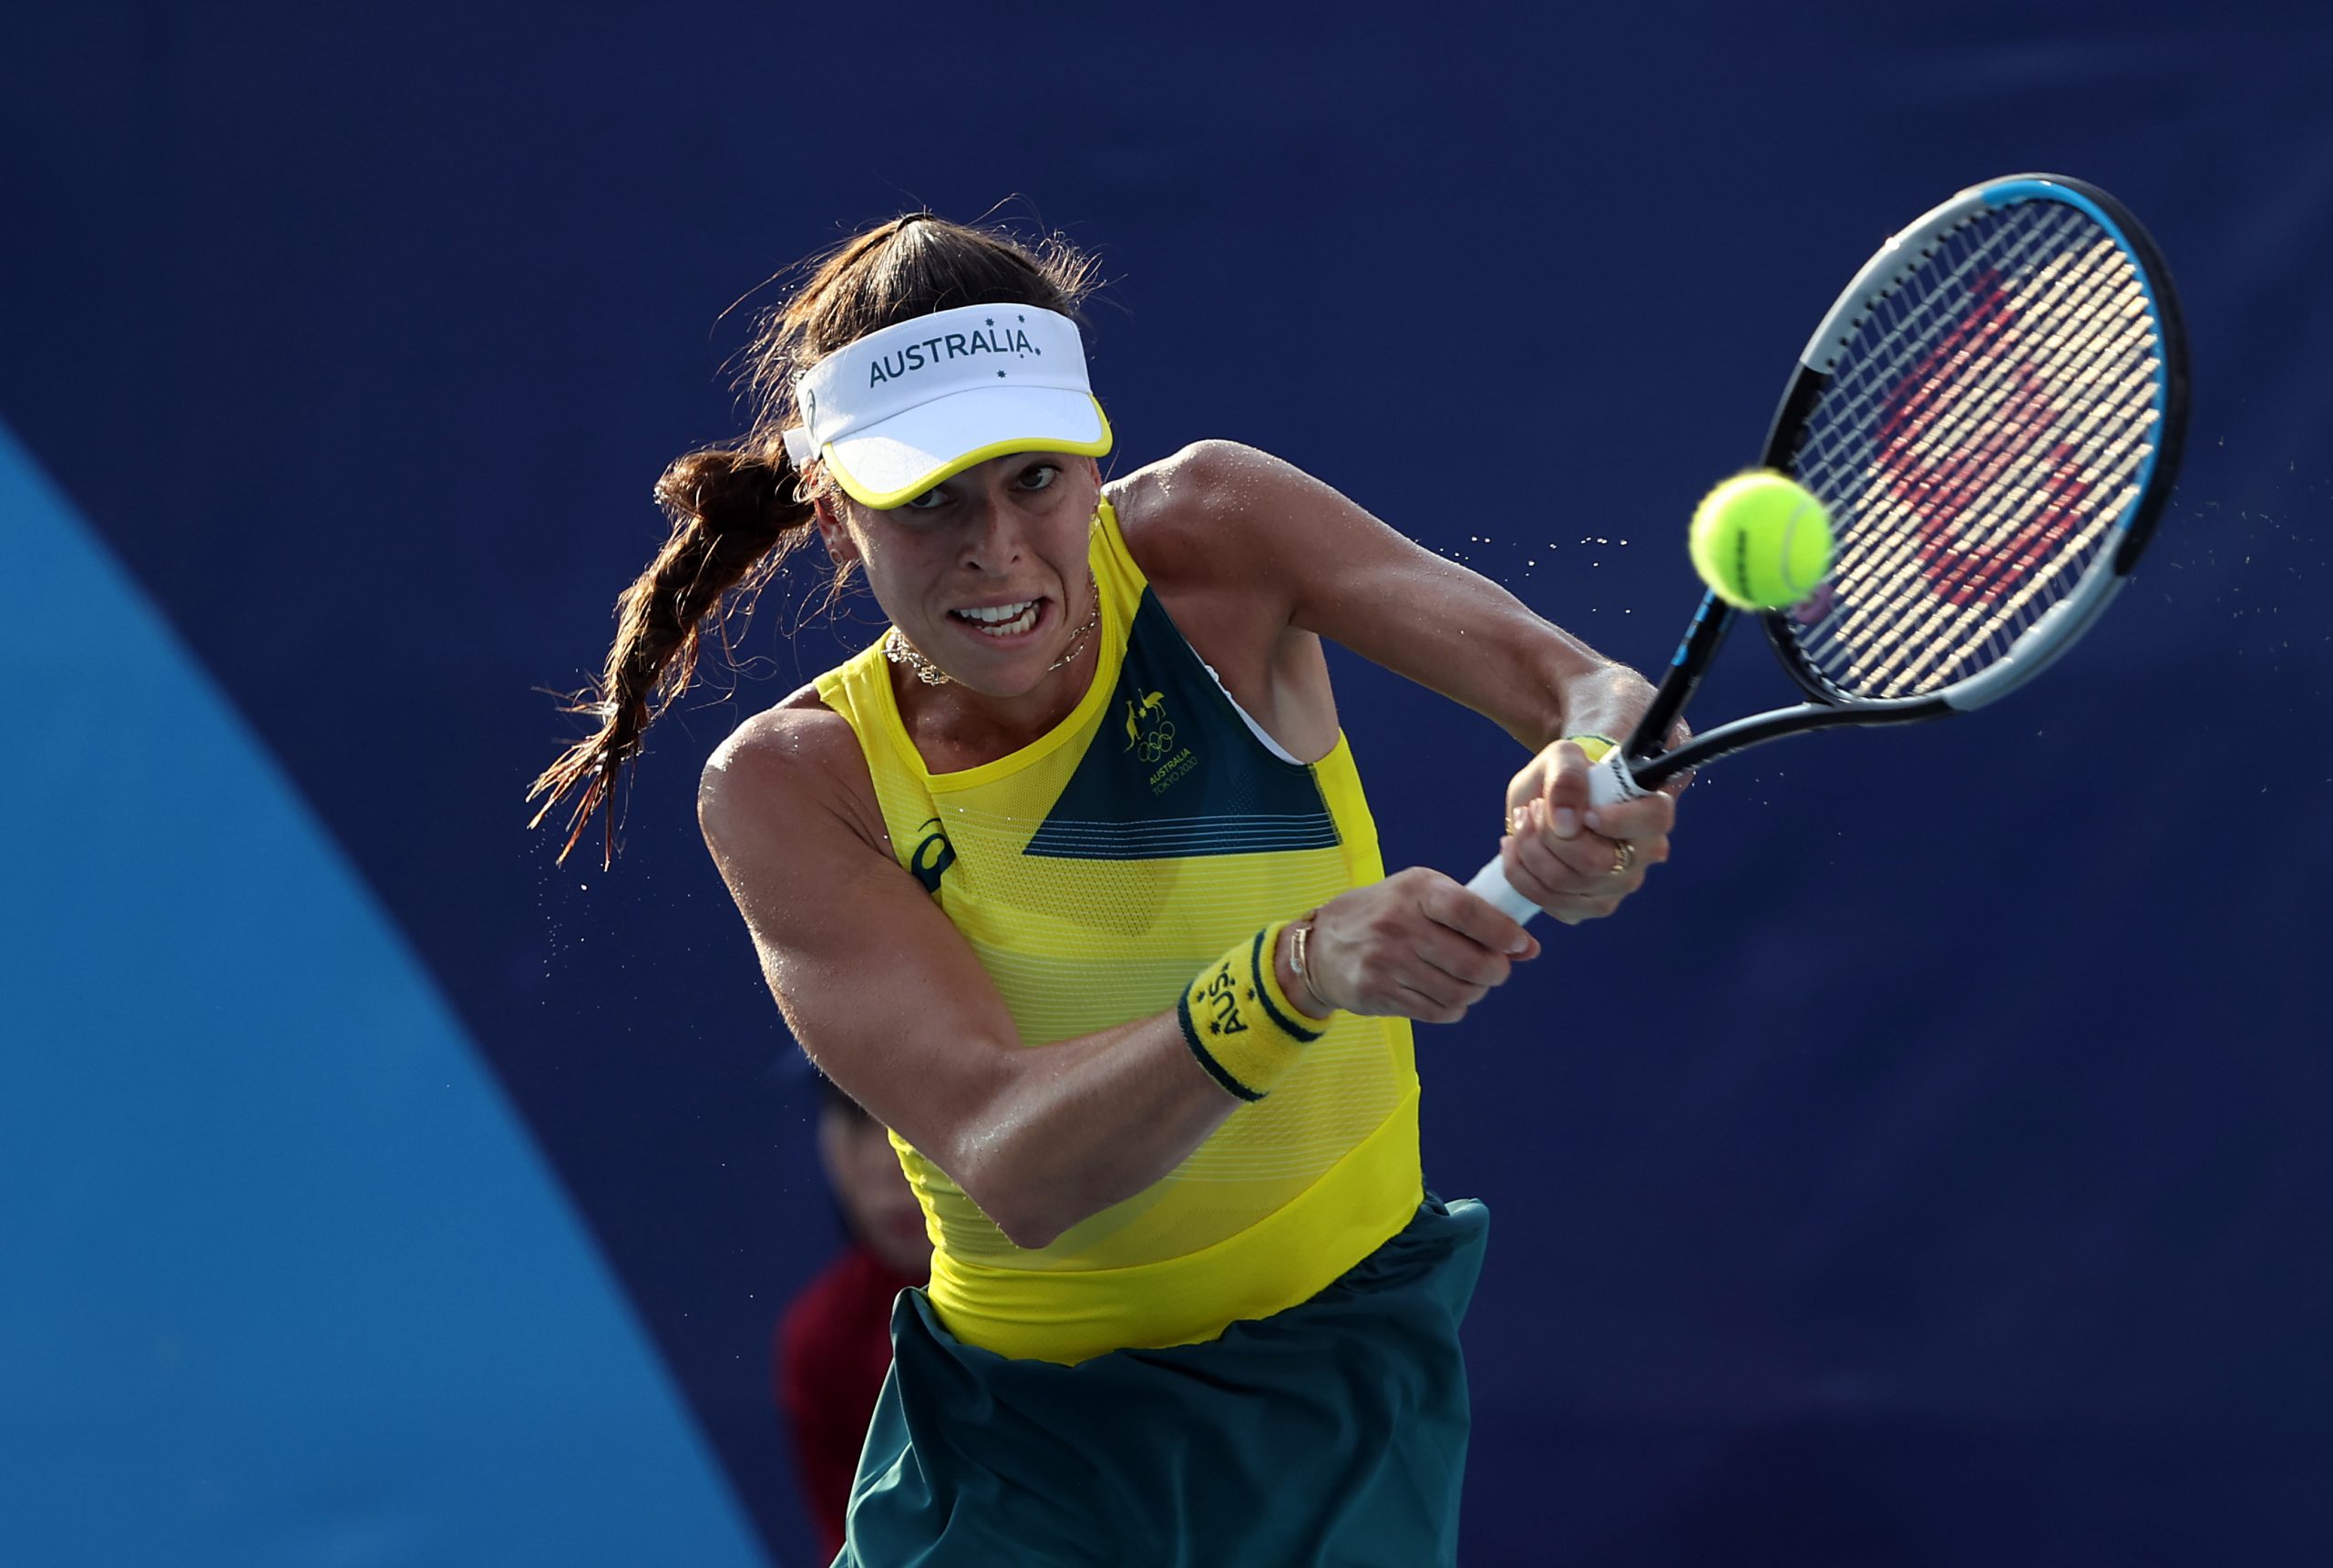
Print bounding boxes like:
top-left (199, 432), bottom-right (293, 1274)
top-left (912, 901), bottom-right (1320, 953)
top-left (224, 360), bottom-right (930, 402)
top-left (819, 398), bottom-right (1115, 510)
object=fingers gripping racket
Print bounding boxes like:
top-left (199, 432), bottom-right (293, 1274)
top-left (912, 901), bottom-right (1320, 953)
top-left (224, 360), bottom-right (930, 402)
top-left (1469, 173), bottom-right (2190, 925)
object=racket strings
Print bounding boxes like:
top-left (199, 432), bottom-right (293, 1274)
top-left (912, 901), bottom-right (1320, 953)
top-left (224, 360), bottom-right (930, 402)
top-left (1823, 238), bottom-right (2143, 592)
top-left (1807, 228), bottom-right (2151, 689)
top-left (1796, 217), bottom-right (2103, 629)
top-left (1786, 203), bottom-right (2165, 700)
top-left (1813, 216), bottom-right (2119, 583)
top-left (1856, 326), bottom-right (2159, 690)
top-left (1819, 252), bottom-right (2153, 685)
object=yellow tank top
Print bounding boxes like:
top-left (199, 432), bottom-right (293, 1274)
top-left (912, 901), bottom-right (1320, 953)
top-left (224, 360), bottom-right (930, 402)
top-left (812, 500), bottom-right (1423, 1364)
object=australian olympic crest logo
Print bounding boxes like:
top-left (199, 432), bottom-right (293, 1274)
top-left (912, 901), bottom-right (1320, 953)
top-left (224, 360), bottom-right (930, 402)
top-left (1123, 687), bottom-right (1196, 794)
top-left (1124, 689), bottom-right (1175, 761)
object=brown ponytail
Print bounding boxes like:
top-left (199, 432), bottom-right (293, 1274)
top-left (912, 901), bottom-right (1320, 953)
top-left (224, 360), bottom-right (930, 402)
top-left (530, 210), bottom-right (1100, 865)
top-left (528, 444), bottom-right (816, 864)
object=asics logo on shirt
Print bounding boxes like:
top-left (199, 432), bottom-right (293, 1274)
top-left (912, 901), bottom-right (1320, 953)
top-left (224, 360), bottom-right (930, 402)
top-left (908, 818), bottom-right (956, 894)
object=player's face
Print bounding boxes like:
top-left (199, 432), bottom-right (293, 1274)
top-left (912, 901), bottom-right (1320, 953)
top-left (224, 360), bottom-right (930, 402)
top-left (825, 453), bottom-right (1103, 698)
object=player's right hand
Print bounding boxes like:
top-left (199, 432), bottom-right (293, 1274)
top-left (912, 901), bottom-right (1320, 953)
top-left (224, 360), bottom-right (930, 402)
top-left (1498, 739), bottom-right (1675, 926)
top-left (1301, 867), bottom-right (1540, 1024)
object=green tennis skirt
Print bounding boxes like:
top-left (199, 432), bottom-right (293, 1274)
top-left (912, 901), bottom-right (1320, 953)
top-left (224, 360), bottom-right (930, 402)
top-left (836, 1194), bottom-right (1489, 1567)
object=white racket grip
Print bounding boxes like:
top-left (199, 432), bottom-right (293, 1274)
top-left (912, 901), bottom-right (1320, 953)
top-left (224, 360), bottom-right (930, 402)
top-left (1463, 860), bottom-right (1542, 924)
top-left (1463, 748), bottom-right (1650, 926)
top-left (1584, 746), bottom-right (1648, 807)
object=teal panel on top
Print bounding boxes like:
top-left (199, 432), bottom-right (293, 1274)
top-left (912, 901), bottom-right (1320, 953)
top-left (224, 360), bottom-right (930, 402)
top-left (1023, 590), bottom-right (1339, 860)
top-left (0, 425), bottom-right (772, 1566)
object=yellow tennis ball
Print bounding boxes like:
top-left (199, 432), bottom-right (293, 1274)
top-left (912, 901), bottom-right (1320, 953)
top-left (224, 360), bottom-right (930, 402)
top-left (1688, 471), bottom-right (1835, 610)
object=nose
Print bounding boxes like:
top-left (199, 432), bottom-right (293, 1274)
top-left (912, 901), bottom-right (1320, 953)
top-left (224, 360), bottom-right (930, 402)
top-left (957, 492), bottom-right (1025, 574)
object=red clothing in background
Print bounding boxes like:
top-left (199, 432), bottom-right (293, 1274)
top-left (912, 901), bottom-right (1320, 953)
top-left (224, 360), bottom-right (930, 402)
top-left (776, 1243), bottom-right (921, 1559)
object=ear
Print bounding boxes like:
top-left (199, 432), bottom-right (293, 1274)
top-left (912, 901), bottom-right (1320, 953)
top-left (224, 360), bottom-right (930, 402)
top-left (811, 495), bottom-right (860, 565)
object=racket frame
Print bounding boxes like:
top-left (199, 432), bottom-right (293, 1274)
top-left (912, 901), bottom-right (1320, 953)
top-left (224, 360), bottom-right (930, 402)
top-left (1468, 172), bottom-right (2189, 920)
top-left (1617, 172), bottom-right (2190, 789)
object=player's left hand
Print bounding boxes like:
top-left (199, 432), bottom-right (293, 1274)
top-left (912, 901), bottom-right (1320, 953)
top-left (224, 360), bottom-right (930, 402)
top-left (1497, 737), bottom-right (1677, 925)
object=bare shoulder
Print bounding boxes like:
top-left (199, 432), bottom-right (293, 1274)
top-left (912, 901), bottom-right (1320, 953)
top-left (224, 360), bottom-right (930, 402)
top-left (1105, 439), bottom-right (1317, 585)
top-left (698, 686), bottom-right (888, 856)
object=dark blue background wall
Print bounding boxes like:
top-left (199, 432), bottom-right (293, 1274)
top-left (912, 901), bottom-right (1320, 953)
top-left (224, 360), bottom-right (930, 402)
top-left (5, 4), bottom-right (2328, 1564)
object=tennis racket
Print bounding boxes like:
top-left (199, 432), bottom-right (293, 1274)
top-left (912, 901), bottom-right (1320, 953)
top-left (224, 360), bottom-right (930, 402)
top-left (1469, 172), bottom-right (2190, 925)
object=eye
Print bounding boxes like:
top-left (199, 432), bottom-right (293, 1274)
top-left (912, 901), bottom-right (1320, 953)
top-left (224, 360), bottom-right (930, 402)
top-left (1015, 463), bottom-right (1062, 493)
top-left (900, 486), bottom-right (950, 512)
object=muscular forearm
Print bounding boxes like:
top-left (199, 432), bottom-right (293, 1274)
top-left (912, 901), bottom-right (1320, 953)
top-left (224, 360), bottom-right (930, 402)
top-left (1529, 658), bottom-right (1657, 750)
top-left (948, 923), bottom-right (1336, 1250)
top-left (951, 1006), bottom-right (1245, 1250)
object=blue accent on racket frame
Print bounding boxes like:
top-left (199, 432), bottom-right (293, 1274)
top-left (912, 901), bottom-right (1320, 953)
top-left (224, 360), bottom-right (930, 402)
top-left (1976, 178), bottom-right (2173, 525)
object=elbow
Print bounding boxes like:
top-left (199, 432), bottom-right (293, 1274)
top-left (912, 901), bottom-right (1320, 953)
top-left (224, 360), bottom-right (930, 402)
top-left (928, 1050), bottom-right (1123, 1253)
top-left (956, 1161), bottom-right (1073, 1253)
top-left (993, 1211), bottom-right (1066, 1254)
top-left (948, 1143), bottom-right (1080, 1253)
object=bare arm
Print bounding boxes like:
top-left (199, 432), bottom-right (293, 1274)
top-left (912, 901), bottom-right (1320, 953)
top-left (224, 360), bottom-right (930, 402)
top-left (1154, 440), bottom-right (1653, 748)
top-left (1128, 441), bottom-right (1682, 923)
top-left (699, 706), bottom-right (1237, 1250)
top-left (699, 703), bottom-right (1534, 1249)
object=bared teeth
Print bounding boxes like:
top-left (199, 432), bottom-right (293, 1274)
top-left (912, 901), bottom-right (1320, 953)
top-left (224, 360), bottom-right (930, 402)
top-left (955, 600), bottom-right (1036, 621)
top-left (952, 600), bottom-right (1040, 636)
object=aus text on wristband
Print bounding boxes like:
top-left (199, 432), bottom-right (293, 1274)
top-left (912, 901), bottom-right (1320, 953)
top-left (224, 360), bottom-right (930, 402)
top-left (1176, 922), bottom-right (1325, 1101)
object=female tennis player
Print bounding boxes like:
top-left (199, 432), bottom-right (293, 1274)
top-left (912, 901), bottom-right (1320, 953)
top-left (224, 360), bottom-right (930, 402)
top-left (533, 213), bottom-right (1680, 1565)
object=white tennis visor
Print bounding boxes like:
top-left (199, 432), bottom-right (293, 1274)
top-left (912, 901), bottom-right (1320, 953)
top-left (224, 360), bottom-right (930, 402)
top-left (780, 303), bottom-right (1112, 508)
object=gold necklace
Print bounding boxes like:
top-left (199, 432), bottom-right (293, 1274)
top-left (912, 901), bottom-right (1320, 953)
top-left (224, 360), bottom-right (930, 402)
top-left (884, 576), bottom-right (1102, 687)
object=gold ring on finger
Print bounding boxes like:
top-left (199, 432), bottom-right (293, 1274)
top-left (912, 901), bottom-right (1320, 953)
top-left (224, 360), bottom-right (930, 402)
top-left (1609, 839), bottom-right (1634, 876)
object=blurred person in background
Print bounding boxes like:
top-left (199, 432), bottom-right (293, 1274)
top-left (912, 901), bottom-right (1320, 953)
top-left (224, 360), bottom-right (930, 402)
top-left (776, 1076), bottom-right (932, 1560)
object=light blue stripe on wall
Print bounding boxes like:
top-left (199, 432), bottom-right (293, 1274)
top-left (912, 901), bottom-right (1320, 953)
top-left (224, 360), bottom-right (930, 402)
top-left (0, 424), bottom-right (773, 1566)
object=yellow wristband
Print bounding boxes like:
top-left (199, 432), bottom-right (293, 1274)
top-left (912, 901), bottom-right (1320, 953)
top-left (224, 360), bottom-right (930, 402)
top-left (1177, 922), bottom-right (1327, 1102)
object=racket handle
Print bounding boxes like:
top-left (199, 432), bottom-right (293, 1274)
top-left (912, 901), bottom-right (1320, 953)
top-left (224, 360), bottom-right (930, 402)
top-left (1464, 860), bottom-right (1542, 924)
top-left (1464, 750), bottom-right (1650, 926)
top-left (1584, 747), bottom-right (1648, 807)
